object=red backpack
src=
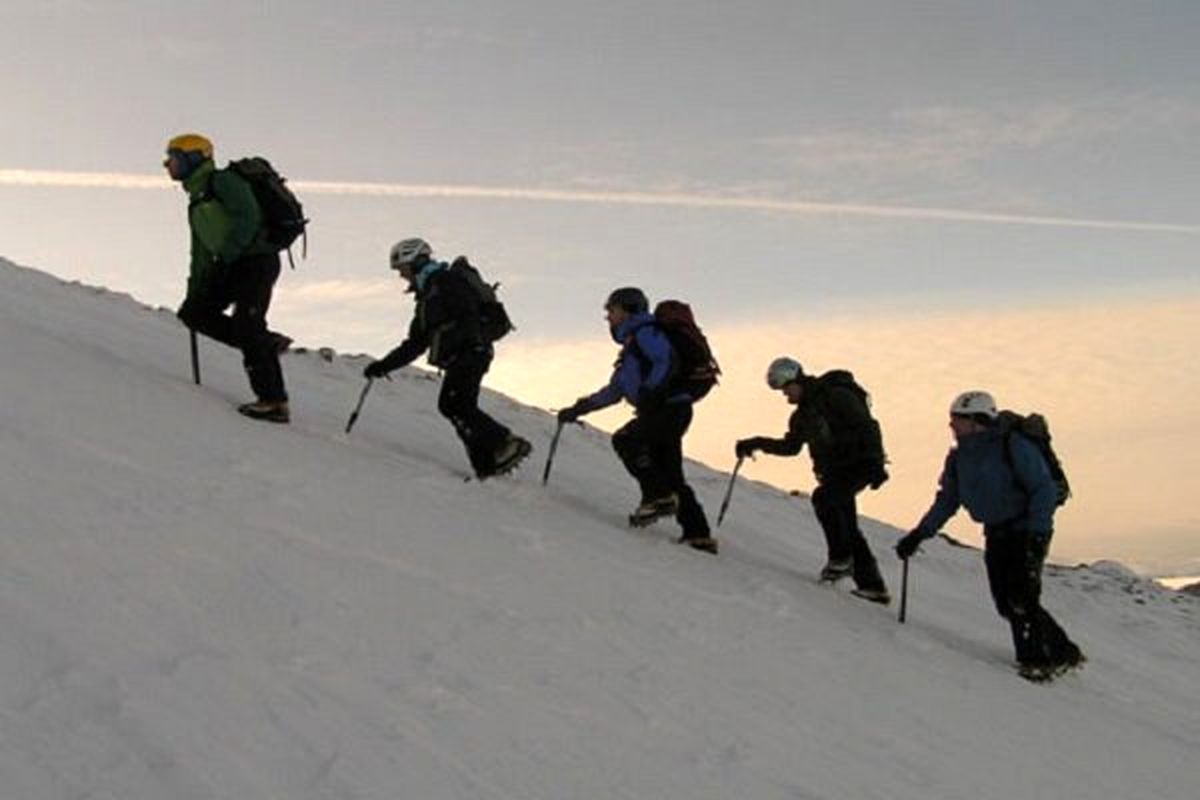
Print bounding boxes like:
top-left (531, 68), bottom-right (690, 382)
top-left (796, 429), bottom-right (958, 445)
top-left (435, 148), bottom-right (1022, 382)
top-left (653, 300), bottom-right (721, 401)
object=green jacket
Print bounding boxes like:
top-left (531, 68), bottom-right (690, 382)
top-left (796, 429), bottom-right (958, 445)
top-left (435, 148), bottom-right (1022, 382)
top-left (181, 160), bottom-right (268, 297)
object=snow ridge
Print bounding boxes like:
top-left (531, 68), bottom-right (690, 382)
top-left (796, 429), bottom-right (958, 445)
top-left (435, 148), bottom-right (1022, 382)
top-left (0, 256), bottom-right (1196, 800)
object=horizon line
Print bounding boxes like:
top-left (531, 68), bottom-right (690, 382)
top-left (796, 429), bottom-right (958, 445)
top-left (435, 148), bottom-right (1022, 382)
top-left (2, 168), bottom-right (1198, 234)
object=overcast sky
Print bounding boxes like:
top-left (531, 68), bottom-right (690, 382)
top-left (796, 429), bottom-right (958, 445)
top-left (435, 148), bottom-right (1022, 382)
top-left (2, 1), bottom-right (1198, 575)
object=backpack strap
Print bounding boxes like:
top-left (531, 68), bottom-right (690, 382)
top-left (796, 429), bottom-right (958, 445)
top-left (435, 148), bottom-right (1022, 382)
top-left (188, 169), bottom-right (217, 210)
top-left (1002, 428), bottom-right (1021, 489)
top-left (284, 235), bottom-right (304, 269)
top-left (622, 320), bottom-right (678, 393)
top-left (1002, 426), bottom-right (1043, 503)
top-left (649, 320), bottom-right (683, 386)
top-left (623, 321), bottom-right (654, 376)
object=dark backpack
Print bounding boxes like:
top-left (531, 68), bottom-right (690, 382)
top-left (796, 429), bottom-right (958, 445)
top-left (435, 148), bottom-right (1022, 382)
top-left (818, 369), bottom-right (871, 406)
top-left (817, 370), bottom-right (888, 482)
top-left (997, 409), bottom-right (1071, 507)
top-left (653, 300), bottom-right (721, 401)
top-left (449, 256), bottom-right (514, 342)
top-left (225, 157), bottom-right (308, 262)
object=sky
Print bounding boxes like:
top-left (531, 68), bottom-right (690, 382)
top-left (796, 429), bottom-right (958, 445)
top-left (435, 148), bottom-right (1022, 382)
top-left (1, 1), bottom-right (1198, 576)
top-left (2, 257), bottom-right (1198, 799)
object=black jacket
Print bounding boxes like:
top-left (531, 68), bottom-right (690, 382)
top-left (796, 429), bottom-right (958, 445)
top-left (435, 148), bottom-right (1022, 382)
top-left (376, 263), bottom-right (485, 371)
top-left (758, 371), bottom-right (886, 480)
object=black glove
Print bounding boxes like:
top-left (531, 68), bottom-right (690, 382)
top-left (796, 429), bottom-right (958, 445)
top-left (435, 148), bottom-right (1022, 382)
top-left (895, 529), bottom-right (926, 560)
top-left (557, 401), bottom-right (585, 423)
top-left (363, 360), bottom-right (389, 380)
top-left (735, 437), bottom-right (768, 459)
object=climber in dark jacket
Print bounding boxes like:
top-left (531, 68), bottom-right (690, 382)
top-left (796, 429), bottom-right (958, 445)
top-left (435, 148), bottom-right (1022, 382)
top-left (736, 357), bottom-right (890, 603)
top-left (364, 238), bottom-right (530, 480)
top-left (896, 391), bottom-right (1083, 681)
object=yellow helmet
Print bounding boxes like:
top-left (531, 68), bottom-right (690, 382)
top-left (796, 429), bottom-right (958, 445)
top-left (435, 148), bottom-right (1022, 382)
top-left (165, 133), bottom-right (213, 159)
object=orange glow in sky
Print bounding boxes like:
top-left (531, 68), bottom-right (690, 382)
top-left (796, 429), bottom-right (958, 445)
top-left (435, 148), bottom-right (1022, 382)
top-left (483, 292), bottom-right (1200, 574)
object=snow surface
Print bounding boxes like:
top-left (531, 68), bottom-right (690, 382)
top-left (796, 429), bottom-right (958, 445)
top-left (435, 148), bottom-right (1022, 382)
top-left (1, 256), bottom-right (1197, 800)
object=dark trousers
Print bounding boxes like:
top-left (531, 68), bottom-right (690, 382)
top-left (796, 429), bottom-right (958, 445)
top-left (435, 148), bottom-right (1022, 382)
top-left (177, 252), bottom-right (287, 403)
top-left (438, 346), bottom-right (511, 477)
top-left (612, 402), bottom-right (710, 539)
top-left (811, 471), bottom-right (885, 590)
top-left (983, 525), bottom-right (1080, 666)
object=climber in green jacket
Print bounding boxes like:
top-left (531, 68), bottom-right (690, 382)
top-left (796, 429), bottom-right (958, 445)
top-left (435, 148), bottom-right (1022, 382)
top-left (165, 133), bottom-right (290, 423)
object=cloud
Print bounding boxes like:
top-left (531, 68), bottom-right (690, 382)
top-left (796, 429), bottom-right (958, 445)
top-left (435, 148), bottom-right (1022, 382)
top-left (2, 169), bottom-right (1198, 234)
top-left (758, 96), bottom-right (1200, 178)
top-left (286, 278), bottom-right (396, 303)
top-left (0, 170), bottom-right (170, 190)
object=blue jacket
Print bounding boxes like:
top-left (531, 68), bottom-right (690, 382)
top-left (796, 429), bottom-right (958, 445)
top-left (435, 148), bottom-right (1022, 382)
top-left (916, 426), bottom-right (1056, 540)
top-left (577, 313), bottom-right (680, 413)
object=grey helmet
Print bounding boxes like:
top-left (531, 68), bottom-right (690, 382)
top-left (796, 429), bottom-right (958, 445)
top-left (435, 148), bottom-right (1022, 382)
top-left (390, 237), bottom-right (433, 271)
top-left (949, 390), bottom-right (998, 420)
top-left (605, 286), bottom-right (649, 314)
top-left (766, 356), bottom-right (804, 389)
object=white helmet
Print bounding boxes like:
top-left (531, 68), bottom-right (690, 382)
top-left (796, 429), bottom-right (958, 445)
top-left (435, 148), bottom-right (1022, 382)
top-left (950, 390), bottom-right (998, 419)
top-left (390, 237), bottom-right (433, 270)
top-left (766, 356), bottom-right (804, 389)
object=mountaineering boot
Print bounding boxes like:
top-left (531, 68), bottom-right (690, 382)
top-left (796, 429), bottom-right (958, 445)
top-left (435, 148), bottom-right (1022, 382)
top-left (1051, 649), bottom-right (1087, 677)
top-left (628, 493), bottom-right (680, 527)
top-left (850, 586), bottom-right (892, 605)
top-left (676, 535), bottom-right (719, 555)
top-left (819, 558), bottom-right (853, 583)
top-left (1018, 662), bottom-right (1055, 683)
top-left (270, 332), bottom-right (293, 353)
top-left (237, 400), bottom-right (290, 423)
top-left (489, 435), bottom-right (533, 477)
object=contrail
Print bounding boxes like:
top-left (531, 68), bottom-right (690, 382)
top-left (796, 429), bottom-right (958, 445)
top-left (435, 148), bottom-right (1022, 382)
top-left (2, 168), bottom-right (1198, 234)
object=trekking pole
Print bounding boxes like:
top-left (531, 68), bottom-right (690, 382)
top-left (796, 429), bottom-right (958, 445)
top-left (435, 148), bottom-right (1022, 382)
top-left (189, 330), bottom-right (201, 385)
top-left (716, 456), bottom-right (745, 527)
top-left (542, 420), bottom-right (565, 486)
top-left (898, 557), bottom-right (910, 624)
top-left (344, 378), bottom-right (374, 434)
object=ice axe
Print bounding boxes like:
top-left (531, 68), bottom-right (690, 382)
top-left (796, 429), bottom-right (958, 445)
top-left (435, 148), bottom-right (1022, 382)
top-left (542, 420), bottom-right (566, 485)
top-left (716, 455), bottom-right (745, 527)
top-left (898, 557), bottom-right (910, 624)
top-left (189, 330), bottom-right (201, 385)
top-left (344, 378), bottom-right (374, 434)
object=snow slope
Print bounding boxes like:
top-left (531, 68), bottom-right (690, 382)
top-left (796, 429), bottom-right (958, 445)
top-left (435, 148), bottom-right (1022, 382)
top-left (1, 256), bottom-right (1197, 800)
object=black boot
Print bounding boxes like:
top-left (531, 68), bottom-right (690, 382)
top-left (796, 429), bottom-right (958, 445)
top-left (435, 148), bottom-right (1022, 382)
top-left (238, 400), bottom-right (290, 423)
